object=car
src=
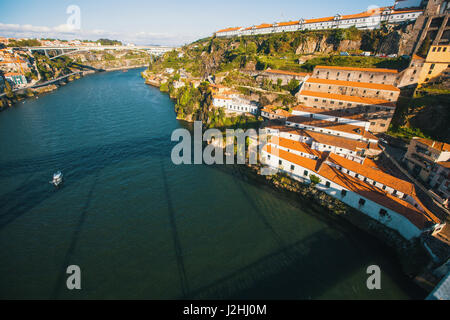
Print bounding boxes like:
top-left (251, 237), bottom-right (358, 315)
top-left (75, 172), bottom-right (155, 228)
top-left (340, 52), bottom-right (349, 56)
top-left (380, 138), bottom-right (388, 144)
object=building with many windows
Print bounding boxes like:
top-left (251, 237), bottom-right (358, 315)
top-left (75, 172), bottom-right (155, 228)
top-left (261, 142), bottom-right (443, 240)
top-left (215, 6), bottom-right (424, 38)
top-left (403, 137), bottom-right (450, 204)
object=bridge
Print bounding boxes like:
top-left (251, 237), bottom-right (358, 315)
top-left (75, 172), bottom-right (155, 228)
top-left (12, 45), bottom-right (174, 60)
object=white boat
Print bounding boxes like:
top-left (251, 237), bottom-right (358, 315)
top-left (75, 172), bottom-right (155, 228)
top-left (50, 171), bottom-right (63, 187)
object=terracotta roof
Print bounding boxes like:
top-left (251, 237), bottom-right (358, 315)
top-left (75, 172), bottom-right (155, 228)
top-left (263, 145), bottom-right (440, 229)
top-left (305, 77), bottom-right (400, 92)
top-left (307, 130), bottom-right (381, 153)
top-left (255, 23), bottom-right (273, 29)
top-left (415, 138), bottom-right (450, 153)
top-left (315, 65), bottom-right (399, 74)
top-left (327, 153), bottom-right (415, 195)
top-left (264, 69), bottom-right (312, 77)
top-left (292, 105), bottom-right (369, 122)
top-left (270, 136), bottom-right (322, 158)
top-left (217, 27), bottom-right (242, 33)
top-left (262, 106), bottom-right (291, 118)
top-left (299, 90), bottom-right (396, 108)
top-left (438, 161), bottom-right (450, 169)
top-left (4, 72), bottom-right (23, 76)
top-left (213, 95), bottom-right (232, 100)
top-left (305, 16), bottom-right (335, 24)
top-left (392, 9), bottom-right (423, 15)
top-left (278, 21), bottom-right (300, 27)
top-left (287, 115), bottom-right (379, 141)
top-left (412, 54), bottom-right (426, 61)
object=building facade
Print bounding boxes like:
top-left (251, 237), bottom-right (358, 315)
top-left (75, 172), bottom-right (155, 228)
top-left (403, 137), bottom-right (450, 186)
top-left (216, 6), bottom-right (424, 38)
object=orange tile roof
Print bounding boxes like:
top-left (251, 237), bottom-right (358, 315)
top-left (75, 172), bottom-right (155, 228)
top-left (270, 136), bottom-right (322, 158)
top-left (415, 138), bottom-right (450, 153)
top-left (217, 27), bottom-right (242, 33)
top-left (305, 77), bottom-right (400, 92)
top-left (292, 105), bottom-right (369, 121)
top-left (262, 106), bottom-right (291, 118)
top-left (315, 65), bottom-right (399, 74)
top-left (265, 69), bottom-right (312, 77)
top-left (327, 153), bottom-right (415, 195)
top-left (438, 161), bottom-right (450, 169)
top-left (277, 21), bottom-right (300, 27)
top-left (263, 145), bottom-right (440, 229)
top-left (307, 130), bottom-right (381, 153)
top-left (255, 23), bottom-right (273, 29)
top-left (412, 54), bottom-right (425, 61)
top-left (265, 123), bottom-right (380, 152)
top-left (305, 16), bottom-right (335, 24)
top-left (392, 9), bottom-right (423, 15)
top-left (213, 95), bottom-right (232, 100)
top-left (299, 90), bottom-right (396, 108)
top-left (4, 72), bottom-right (23, 76)
top-left (287, 116), bottom-right (379, 141)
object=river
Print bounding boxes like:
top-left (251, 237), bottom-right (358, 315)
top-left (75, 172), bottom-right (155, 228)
top-left (0, 68), bottom-right (425, 299)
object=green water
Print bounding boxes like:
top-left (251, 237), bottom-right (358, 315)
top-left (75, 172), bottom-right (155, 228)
top-left (0, 69), bottom-right (424, 299)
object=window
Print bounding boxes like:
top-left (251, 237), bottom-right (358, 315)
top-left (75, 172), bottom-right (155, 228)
top-left (325, 181), bottom-right (331, 188)
top-left (290, 165), bottom-right (295, 171)
top-left (304, 170), bottom-right (308, 176)
top-left (379, 209), bottom-right (388, 217)
top-left (279, 160), bottom-right (283, 165)
top-left (359, 198), bottom-right (366, 206)
top-left (341, 190), bottom-right (347, 197)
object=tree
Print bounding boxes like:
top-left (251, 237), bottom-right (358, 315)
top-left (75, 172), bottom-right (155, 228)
top-left (309, 174), bottom-right (321, 186)
top-left (286, 79), bottom-right (300, 95)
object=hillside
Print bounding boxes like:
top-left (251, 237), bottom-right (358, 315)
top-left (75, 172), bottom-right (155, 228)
top-left (145, 25), bottom-right (448, 139)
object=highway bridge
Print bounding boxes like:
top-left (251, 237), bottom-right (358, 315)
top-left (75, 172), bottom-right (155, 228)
top-left (11, 45), bottom-right (175, 60)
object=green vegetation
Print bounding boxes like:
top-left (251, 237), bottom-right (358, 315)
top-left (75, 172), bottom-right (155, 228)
top-left (97, 39), bottom-right (122, 46)
top-left (8, 39), bottom-right (41, 47)
top-left (309, 174), bottom-right (321, 186)
top-left (34, 53), bottom-right (74, 81)
top-left (388, 85), bottom-right (450, 142)
top-left (300, 55), bottom-right (410, 72)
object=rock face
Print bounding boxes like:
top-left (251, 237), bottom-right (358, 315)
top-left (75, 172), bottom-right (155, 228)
top-left (338, 40), bottom-right (362, 52)
top-left (295, 36), bottom-right (362, 54)
top-left (295, 36), bottom-right (334, 54)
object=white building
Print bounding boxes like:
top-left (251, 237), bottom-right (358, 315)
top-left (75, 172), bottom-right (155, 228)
top-left (292, 106), bottom-right (371, 130)
top-left (286, 116), bottom-right (379, 144)
top-left (213, 94), bottom-right (259, 115)
top-left (215, 7), bottom-right (423, 38)
top-left (261, 143), bottom-right (443, 240)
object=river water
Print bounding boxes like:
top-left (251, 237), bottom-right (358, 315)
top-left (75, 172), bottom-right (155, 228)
top-left (0, 68), bottom-right (425, 299)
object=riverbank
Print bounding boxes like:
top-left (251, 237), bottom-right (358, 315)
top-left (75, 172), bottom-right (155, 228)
top-left (0, 65), bottom-right (148, 110)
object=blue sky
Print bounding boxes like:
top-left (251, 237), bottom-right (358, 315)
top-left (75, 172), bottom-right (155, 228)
top-left (0, 0), bottom-right (395, 46)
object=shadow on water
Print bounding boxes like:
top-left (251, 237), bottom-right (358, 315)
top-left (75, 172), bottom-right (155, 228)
top-left (51, 170), bottom-right (100, 299)
top-left (199, 164), bottom-right (426, 300)
top-left (187, 229), bottom-right (368, 300)
top-left (159, 159), bottom-right (190, 298)
top-left (0, 135), bottom-right (173, 231)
